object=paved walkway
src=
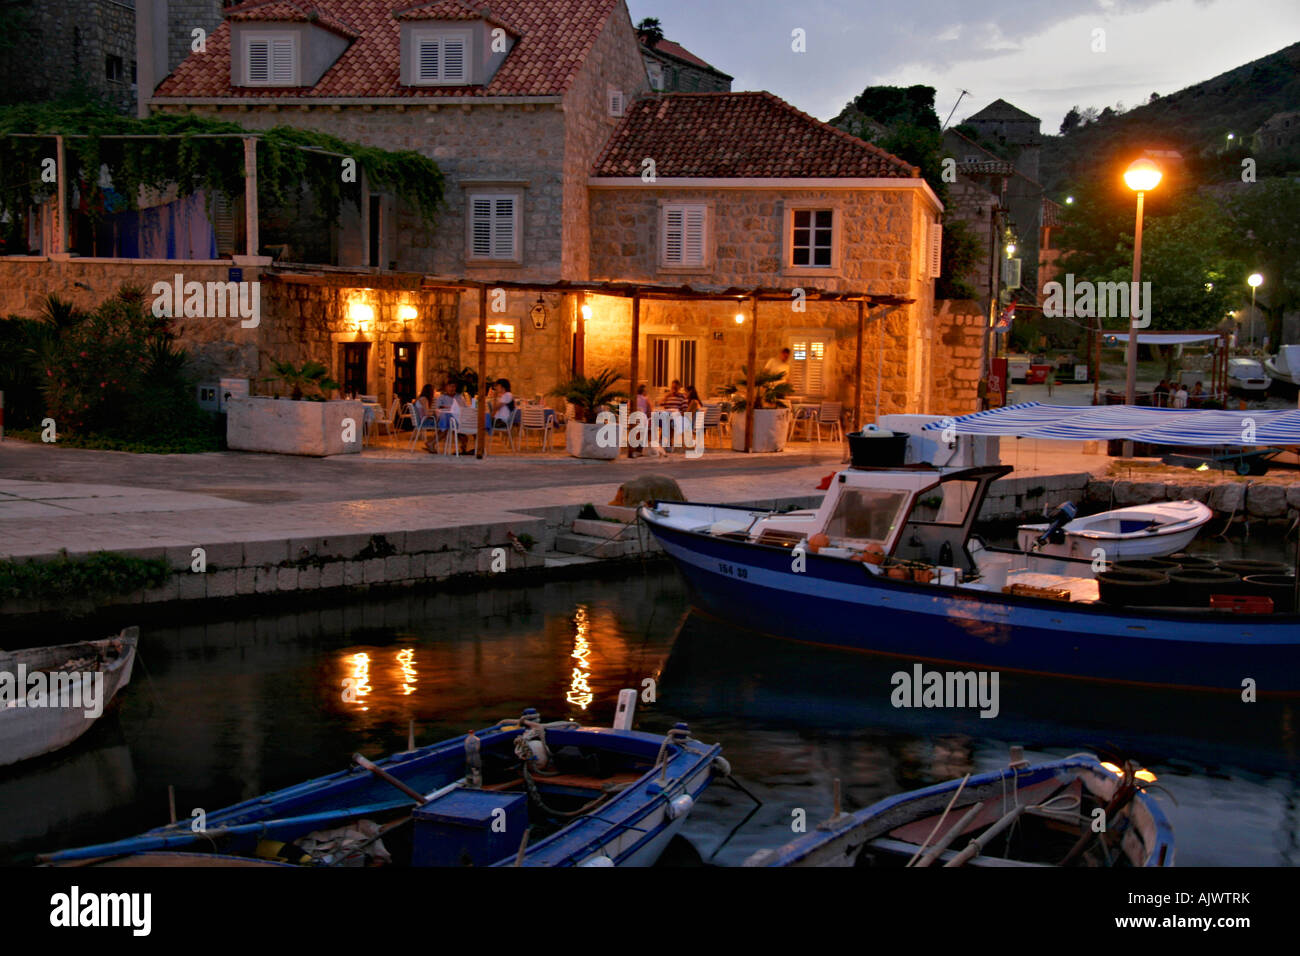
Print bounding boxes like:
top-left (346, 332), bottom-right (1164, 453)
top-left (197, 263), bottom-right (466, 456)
top-left (0, 436), bottom-right (1112, 561)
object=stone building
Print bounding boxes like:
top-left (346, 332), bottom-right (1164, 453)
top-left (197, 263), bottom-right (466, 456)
top-left (638, 35), bottom-right (732, 93)
top-left (1251, 111), bottom-right (1300, 152)
top-left (3, 0), bottom-right (978, 424)
top-left (14, 0), bottom-right (138, 113)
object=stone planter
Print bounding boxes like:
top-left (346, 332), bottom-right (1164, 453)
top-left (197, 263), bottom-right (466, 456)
top-left (566, 420), bottom-right (618, 460)
top-left (731, 408), bottom-right (790, 453)
top-left (226, 397), bottom-right (364, 457)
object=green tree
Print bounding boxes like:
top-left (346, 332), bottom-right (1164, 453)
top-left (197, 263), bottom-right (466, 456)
top-left (635, 17), bottom-right (664, 47)
top-left (1226, 178), bottom-right (1300, 346)
top-left (1057, 181), bottom-right (1245, 334)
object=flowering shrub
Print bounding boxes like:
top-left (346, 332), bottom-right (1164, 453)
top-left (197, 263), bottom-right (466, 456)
top-left (32, 287), bottom-right (217, 449)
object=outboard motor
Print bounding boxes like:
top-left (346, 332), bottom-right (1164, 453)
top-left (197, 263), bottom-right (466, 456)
top-left (1034, 501), bottom-right (1077, 549)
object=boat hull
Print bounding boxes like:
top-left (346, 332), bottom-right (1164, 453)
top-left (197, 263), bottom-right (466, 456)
top-left (643, 506), bottom-right (1300, 693)
top-left (1016, 501), bottom-right (1212, 562)
top-left (42, 724), bottom-right (721, 868)
top-left (0, 630), bottom-right (138, 768)
top-left (745, 756), bottom-right (1174, 867)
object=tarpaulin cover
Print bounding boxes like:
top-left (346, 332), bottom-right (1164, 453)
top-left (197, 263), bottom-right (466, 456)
top-left (920, 402), bottom-right (1300, 446)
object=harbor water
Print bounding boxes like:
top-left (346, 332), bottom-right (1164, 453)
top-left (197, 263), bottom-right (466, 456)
top-left (2, 547), bottom-right (1297, 866)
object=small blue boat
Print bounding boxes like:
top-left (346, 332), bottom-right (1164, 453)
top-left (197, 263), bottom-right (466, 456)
top-left (41, 696), bottom-right (724, 867)
top-left (744, 754), bottom-right (1175, 867)
top-left (640, 463), bottom-right (1300, 693)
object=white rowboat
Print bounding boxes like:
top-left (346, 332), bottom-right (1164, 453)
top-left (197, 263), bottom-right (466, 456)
top-left (0, 628), bottom-right (138, 768)
top-left (1017, 501), bottom-right (1213, 562)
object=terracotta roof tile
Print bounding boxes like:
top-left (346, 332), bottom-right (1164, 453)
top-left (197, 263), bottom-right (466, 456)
top-left (226, 0), bottom-right (361, 39)
top-left (591, 92), bottom-right (918, 179)
top-left (644, 38), bottom-right (729, 77)
top-left (157, 0), bottom-right (619, 99)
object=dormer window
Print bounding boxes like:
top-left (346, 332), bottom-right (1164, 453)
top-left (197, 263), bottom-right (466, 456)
top-left (413, 30), bottom-right (469, 84)
top-left (244, 33), bottom-right (298, 86)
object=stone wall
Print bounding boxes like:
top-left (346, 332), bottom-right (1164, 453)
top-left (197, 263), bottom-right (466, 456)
top-left (560, 4), bottom-right (652, 280)
top-left (929, 300), bottom-right (985, 416)
top-left (24, 0), bottom-right (137, 113)
top-left (259, 276), bottom-right (460, 405)
top-left (0, 256), bottom-right (262, 384)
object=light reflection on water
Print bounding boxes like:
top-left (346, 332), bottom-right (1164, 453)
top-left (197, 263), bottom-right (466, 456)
top-left (0, 567), bottom-right (1296, 866)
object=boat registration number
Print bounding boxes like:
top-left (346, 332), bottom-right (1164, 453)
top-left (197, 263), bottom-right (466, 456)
top-left (717, 562), bottom-right (749, 579)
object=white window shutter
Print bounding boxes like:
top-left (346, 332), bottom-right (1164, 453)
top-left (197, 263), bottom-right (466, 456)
top-left (418, 38), bottom-right (439, 81)
top-left (608, 88), bottom-right (625, 117)
top-left (683, 206), bottom-right (705, 266)
top-left (247, 40), bottom-right (270, 83)
top-left (807, 341), bottom-right (826, 394)
top-left (471, 198), bottom-right (493, 257)
top-left (270, 39), bottom-right (294, 84)
top-left (443, 38), bottom-right (466, 81)
top-left (493, 196), bottom-right (515, 259)
top-left (663, 207), bottom-right (684, 264)
top-left (928, 223), bottom-right (943, 278)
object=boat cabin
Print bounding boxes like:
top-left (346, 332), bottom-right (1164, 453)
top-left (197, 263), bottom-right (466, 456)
top-left (749, 465), bottom-right (1011, 577)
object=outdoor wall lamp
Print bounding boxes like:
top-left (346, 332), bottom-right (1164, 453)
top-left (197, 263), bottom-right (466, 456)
top-left (531, 297), bottom-right (547, 330)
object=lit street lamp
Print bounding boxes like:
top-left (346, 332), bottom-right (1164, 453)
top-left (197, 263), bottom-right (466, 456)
top-left (1247, 273), bottom-right (1263, 349)
top-left (1122, 157), bottom-right (1161, 456)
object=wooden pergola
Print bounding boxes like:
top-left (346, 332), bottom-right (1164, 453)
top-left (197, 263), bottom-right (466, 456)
top-left (273, 270), bottom-right (913, 456)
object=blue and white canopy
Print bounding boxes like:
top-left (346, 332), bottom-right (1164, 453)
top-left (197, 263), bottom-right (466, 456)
top-left (921, 403), bottom-right (1300, 446)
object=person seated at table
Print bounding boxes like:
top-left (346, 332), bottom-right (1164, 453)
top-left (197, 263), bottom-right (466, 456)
top-left (435, 381), bottom-right (458, 412)
top-left (485, 379), bottom-right (516, 430)
top-left (684, 385), bottom-right (703, 417)
top-left (635, 383), bottom-right (651, 418)
top-left (660, 380), bottom-right (688, 412)
top-left (414, 385), bottom-right (436, 426)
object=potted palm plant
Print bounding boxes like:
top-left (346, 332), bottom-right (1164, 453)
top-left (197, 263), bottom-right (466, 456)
top-left (722, 366), bottom-right (793, 452)
top-left (551, 368), bottom-right (627, 459)
top-left (227, 358), bottom-right (361, 456)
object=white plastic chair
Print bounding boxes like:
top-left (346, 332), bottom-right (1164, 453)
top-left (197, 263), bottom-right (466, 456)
top-left (369, 397), bottom-right (398, 443)
top-left (790, 404), bottom-right (819, 442)
top-left (409, 404), bottom-right (436, 451)
top-left (518, 405), bottom-right (553, 451)
top-left (814, 402), bottom-right (844, 443)
top-left (398, 402), bottom-right (415, 431)
top-left (488, 406), bottom-right (519, 452)
top-left (446, 402), bottom-right (479, 456)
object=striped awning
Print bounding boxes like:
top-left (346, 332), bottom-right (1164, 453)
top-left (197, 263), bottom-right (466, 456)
top-left (920, 402), bottom-right (1300, 446)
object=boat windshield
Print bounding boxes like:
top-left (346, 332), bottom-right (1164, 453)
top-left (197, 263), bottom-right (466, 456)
top-left (824, 488), bottom-right (910, 545)
top-left (909, 479), bottom-right (980, 526)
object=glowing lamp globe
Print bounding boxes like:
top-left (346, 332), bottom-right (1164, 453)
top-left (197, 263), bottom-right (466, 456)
top-left (1123, 158), bottom-right (1161, 193)
top-left (1248, 273), bottom-right (1263, 289)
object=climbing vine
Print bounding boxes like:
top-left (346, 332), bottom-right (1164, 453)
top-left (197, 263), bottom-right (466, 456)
top-left (0, 102), bottom-right (445, 238)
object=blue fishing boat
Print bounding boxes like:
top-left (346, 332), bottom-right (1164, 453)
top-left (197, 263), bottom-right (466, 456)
top-left (745, 754), bottom-right (1174, 867)
top-left (640, 427), bottom-right (1300, 693)
top-left (41, 694), bottom-right (725, 867)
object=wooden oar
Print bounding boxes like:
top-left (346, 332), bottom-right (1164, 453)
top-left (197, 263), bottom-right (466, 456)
top-left (353, 753), bottom-right (427, 806)
top-left (943, 804), bottom-right (1027, 867)
top-left (915, 802), bottom-right (984, 868)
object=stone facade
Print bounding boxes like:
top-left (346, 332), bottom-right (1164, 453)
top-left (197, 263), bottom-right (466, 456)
top-left (21, 0), bottom-right (137, 113)
top-left (585, 184), bottom-right (939, 415)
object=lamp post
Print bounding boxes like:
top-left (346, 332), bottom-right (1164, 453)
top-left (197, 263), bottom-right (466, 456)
top-left (1247, 273), bottom-right (1263, 350)
top-left (1122, 157), bottom-right (1161, 456)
